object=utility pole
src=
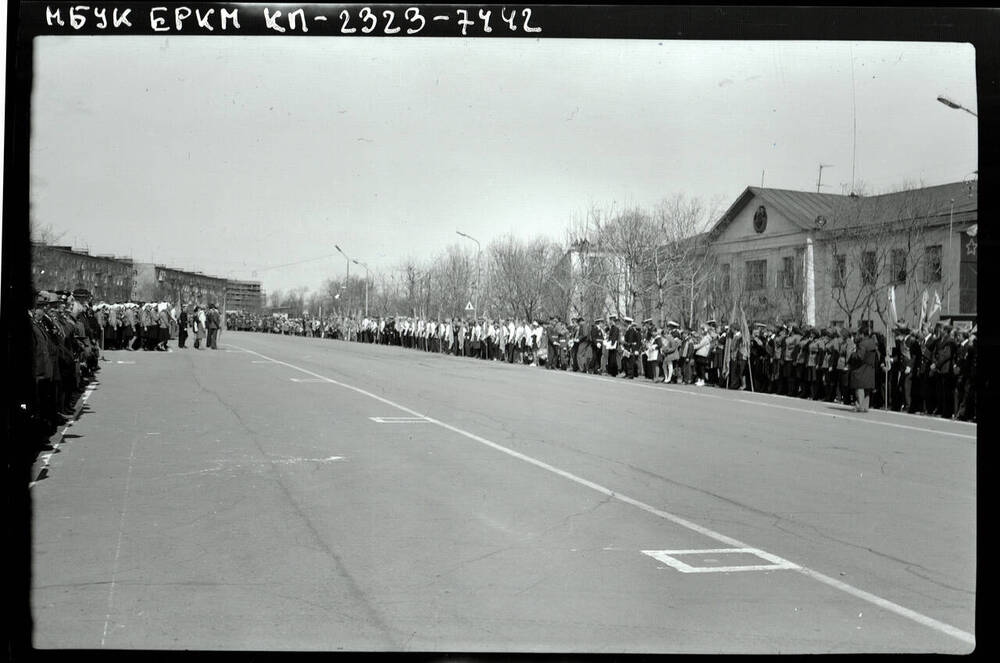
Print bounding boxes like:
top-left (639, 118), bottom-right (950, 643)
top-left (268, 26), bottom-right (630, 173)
top-left (816, 163), bottom-right (834, 193)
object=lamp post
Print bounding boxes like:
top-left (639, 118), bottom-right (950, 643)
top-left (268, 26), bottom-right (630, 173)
top-left (334, 244), bottom-right (351, 317)
top-left (455, 230), bottom-right (481, 316)
top-left (936, 94), bottom-right (978, 118)
top-left (948, 198), bottom-right (955, 314)
top-left (352, 259), bottom-right (371, 317)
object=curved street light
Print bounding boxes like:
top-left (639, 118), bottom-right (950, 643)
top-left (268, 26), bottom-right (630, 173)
top-left (937, 94), bottom-right (977, 118)
top-left (455, 230), bottom-right (481, 317)
top-left (352, 259), bottom-right (371, 317)
top-left (334, 244), bottom-right (351, 316)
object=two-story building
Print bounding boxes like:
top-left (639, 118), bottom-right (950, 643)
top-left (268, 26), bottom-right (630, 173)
top-left (705, 179), bottom-right (977, 328)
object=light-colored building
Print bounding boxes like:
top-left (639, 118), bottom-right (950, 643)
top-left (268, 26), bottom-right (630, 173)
top-left (705, 180), bottom-right (976, 328)
top-left (556, 180), bottom-right (976, 329)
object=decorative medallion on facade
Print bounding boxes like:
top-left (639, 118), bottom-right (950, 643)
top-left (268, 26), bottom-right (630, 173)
top-left (753, 205), bottom-right (768, 233)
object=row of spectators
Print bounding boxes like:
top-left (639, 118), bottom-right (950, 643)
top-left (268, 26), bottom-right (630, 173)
top-left (225, 311), bottom-right (976, 422)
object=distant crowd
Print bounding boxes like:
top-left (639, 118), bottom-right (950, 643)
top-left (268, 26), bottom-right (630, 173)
top-left (227, 311), bottom-right (976, 422)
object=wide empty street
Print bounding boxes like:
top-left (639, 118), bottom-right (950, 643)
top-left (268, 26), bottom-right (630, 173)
top-left (30, 331), bottom-right (976, 653)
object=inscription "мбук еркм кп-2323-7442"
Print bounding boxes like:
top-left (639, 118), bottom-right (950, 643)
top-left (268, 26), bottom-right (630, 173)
top-left (42, 5), bottom-right (543, 36)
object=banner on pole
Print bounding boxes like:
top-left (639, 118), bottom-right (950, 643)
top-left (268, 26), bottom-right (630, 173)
top-left (888, 285), bottom-right (898, 326)
top-left (928, 290), bottom-right (942, 323)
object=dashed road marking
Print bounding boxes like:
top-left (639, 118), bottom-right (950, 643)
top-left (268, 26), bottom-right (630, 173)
top-left (226, 342), bottom-right (975, 648)
top-left (369, 416), bottom-right (433, 424)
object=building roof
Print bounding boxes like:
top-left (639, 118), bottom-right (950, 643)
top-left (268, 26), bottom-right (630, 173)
top-left (708, 179), bottom-right (977, 239)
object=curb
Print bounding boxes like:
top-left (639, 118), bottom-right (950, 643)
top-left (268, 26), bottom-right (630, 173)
top-left (29, 380), bottom-right (98, 487)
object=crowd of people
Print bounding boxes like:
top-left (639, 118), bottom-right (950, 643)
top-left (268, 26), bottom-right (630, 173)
top-left (26, 290), bottom-right (227, 455)
top-left (226, 310), bottom-right (976, 422)
top-left (27, 289), bottom-right (105, 450)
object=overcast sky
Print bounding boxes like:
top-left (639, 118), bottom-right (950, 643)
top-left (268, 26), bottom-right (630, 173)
top-left (30, 37), bottom-right (977, 294)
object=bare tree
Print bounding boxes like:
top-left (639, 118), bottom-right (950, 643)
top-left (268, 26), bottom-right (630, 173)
top-left (486, 234), bottom-right (563, 321)
top-left (30, 221), bottom-right (68, 245)
top-left (824, 184), bottom-right (943, 328)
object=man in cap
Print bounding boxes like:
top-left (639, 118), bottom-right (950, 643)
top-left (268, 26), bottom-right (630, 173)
top-left (605, 315), bottom-right (621, 377)
top-left (206, 302), bottom-right (221, 349)
top-left (589, 317), bottom-right (605, 374)
top-left (956, 327), bottom-right (976, 421)
top-left (622, 316), bottom-right (641, 379)
top-left (174, 305), bottom-right (187, 349)
top-left (935, 325), bottom-right (958, 419)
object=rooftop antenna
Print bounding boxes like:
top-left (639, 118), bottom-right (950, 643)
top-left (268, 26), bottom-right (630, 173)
top-left (817, 163), bottom-right (834, 193)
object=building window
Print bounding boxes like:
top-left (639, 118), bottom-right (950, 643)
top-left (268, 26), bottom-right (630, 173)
top-left (861, 251), bottom-right (877, 285)
top-left (833, 254), bottom-right (846, 288)
top-left (923, 245), bottom-right (942, 283)
top-left (891, 249), bottom-right (907, 284)
top-left (780, 256), bottom-right (794, 289)
top-left (720, 263), bottom-right (731, 291)
top-left (745, 259), bottom-right (767, 291)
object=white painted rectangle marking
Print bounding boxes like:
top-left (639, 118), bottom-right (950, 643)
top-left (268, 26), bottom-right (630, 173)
top-left (642, 547), bottom-right (800, 573)
top-left (369, 416), bottom-right (432, 424)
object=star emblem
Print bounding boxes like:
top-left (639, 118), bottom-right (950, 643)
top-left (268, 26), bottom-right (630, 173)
top-left (966, 237), bottom-right (977, 257)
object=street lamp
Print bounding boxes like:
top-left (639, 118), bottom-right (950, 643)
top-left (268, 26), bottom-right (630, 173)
top-left (937, 94), bottom-right (978, 118)
top-left (334, 244), bottom-right (351, 316)
top-left (455, 230), bottom-right (481, 316)
top-left (352, 259), bottom-right (371, 317)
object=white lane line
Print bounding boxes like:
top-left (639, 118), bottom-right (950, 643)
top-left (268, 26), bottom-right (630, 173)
top-left (290, 377), bottom-right (327, 383)
top-left (226, 342), bottom-right (975, 647)
top-left (369, 416), bottom-right (433, 424)
top-left (100, 424), bottom-right (140, 648)
top-left (556, 370), bottom-right (976, 440)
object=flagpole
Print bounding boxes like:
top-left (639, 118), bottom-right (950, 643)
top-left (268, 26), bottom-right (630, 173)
top-left (885, 317), bottom-right (890, 411)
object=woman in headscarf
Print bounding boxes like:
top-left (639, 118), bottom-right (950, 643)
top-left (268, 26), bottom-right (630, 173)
top-left (849, 324), bottom-right (879, 412)
top-left (193, 305), bottom-right (207, 350)
top-left (157, 302), bottom-right (171, 351)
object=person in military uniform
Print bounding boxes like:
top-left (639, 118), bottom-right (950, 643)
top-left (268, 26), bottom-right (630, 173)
top-left (604, 315), bottom-right (620, 377)
top-left (956, 327), bottom-right (976, 421)
top-left (622, 317), bottom-right (641, 379)
top-left (935, 325), bottom-right (958, 419)
top-left (589, 318), bottom-right (604, 374)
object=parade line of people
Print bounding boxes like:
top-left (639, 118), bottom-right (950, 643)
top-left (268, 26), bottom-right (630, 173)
top-left (26, 289), bottom-right (225, 454)
top-left (227, 310), bottom-right (976, 423)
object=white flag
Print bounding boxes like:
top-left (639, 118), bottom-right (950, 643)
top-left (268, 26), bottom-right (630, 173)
top-left (928, 290), bottom-right (942, 323)
top-left (888, 286), bottom-right (898, 326)
top-left (919, 290), bottom-right (929, 329)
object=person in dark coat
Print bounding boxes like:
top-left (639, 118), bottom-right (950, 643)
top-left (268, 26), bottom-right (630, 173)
top-left (849, 325), bottom-right (879, 412)
top-left (957, 329), bottom-right (976, 421)
top-left (178, 307), bottom-right (190, 348)
top-left (935, 325), bottom-right (958, 419)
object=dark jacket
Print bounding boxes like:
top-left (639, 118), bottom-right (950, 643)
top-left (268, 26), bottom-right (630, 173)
top-left (849, 335), bottom-right (879, 390)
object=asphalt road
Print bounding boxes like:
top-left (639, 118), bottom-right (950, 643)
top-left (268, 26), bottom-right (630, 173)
top-left (30, 331), bottom-right (977, 652)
